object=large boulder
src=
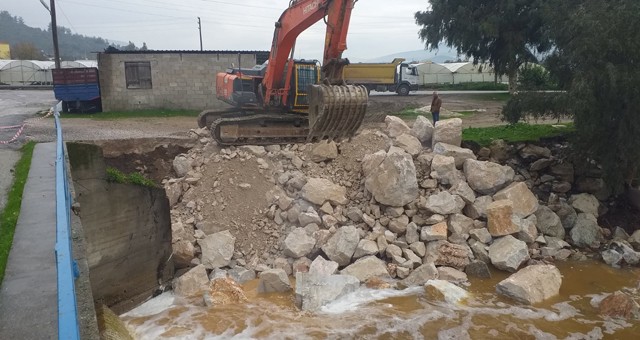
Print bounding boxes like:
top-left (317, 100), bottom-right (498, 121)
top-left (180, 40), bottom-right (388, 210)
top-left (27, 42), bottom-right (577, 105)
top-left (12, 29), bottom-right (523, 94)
top-left (425, 280), bottom-right (469, 304)
top-left (361, 150), bottom-right (386, 177)
top-left (295, 272), bottom-right (360, 311)
top-left (172, 264), bottom-right (209, 297)
top-left (321, 225), bottom-right (360, 266)
top-left (402, 263), bottom-right (438, 286)
top-left (394, 133), bottom-right (423, 156)
top-left (598, 291), bottom-right (640, 319)
top-left (411, 115), bottom-right (434, 144)
top-left (535, 206), bottom-right (565, 239)
top-left (341, 256), bottom-right (391, 282)
top-left (448, 213), bottom-right (475, 236)
top-left (364, 147), bottom-right (419, 207)
top-left (430, 154), bottom-right (462, 185)
top-left (424, 191), bottom-right (465, 215)
top-left (204, 277), bottom-right (249, 306)
top-left (198, 230), bottom-right (235, 269)
top-left (172, 154), bottom-right (192, 177)
top-left (301, 178), bottom-right (348, 206)
top-left (284, 228), bottom-right (316, 258)
top-left (570, 213), bottom-right (604, 248)
top-left (569, 193), bottom-right (600, 217)
top-left (433, 143), bottom-right (477, 169)
top-left (385, 115), bottom-right (412, 137)
top-left (172, 240), bottom-right (195, 268)
top-left (353, 239), bottom-right (379, 259)
top-left (425, 241), bottom-right (471, 270)
top-left (488, 235), bottom-right (530, 272)
top-left (310, 141), bottom-right (338, 162)
top-left (493, 182), bottom-right (539, 217)
top-left (308, 256), bottom-right (339, 276)
top-left (432, 118), bottom-right (462, 147)
top-left (257, 269), bottom-right (292, 293)
top-left (496, 264), bottom-right (562, 304)
top-left (486, 200), bottom-right (520, 237)
top-left (519, 144), bottom-right (551, 160)
top-left (464, 159), bottom-right (515, 195)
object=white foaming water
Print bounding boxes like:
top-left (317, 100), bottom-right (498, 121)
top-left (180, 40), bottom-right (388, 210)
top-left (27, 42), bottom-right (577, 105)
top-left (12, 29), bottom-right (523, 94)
top-left (122, 291), bottom-right (176, 318)
top-left (319, 286), bottom-right (424, 314)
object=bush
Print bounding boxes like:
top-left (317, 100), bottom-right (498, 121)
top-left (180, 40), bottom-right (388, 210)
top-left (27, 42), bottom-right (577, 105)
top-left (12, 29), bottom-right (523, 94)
top-left (106, 167), bottom-right (156, 187)
top-left (518, 65), bottom-right (558, 90)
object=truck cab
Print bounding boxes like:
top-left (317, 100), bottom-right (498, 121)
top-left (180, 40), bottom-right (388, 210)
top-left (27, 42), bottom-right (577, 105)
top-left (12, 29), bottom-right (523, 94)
top-left (342, 58), bottom-right (420, 96)
top-left (396, 63), bottom-right (420, 95)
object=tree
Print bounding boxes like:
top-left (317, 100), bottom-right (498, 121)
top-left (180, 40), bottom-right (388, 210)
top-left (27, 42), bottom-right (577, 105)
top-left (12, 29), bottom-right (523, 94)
top-left (140, 42), bottom-right (149, 51)
top-left (504, 0), bottom-right (640, 193)
top-left (11, 42), bottom-right (45, 60)
top-left (415, 0), bottom-right (551, 92)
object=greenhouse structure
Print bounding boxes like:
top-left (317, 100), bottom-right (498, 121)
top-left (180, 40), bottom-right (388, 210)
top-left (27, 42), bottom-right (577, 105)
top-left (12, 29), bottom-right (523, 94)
top-left (415, 61), bottom-right (505, 85)
top-left (0, 60), bottom-right (98, 85)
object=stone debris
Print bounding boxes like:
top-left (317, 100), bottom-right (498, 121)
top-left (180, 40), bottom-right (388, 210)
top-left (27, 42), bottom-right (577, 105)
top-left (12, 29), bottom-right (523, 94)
top-left (172, 264), bottom-right (209, 297)
top-left (425, 279), bottom-right (469, 304)
top-left (204, 277), bottom-right (248, 306)
top-left (496, 264), bottom-right (562, 304)
top-left (162, 115), bottom-right (629, 309)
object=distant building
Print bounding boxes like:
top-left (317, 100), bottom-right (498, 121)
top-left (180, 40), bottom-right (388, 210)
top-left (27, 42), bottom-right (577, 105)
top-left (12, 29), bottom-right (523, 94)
top-left (97, 50), bottom-right (269, 112)
top-left (0, 43), bottom-right (10, 59)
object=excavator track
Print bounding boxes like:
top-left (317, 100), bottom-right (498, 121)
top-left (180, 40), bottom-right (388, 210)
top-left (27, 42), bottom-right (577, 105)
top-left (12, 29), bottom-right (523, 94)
top-left (205, 85), bottom-right (369, 146)
top-left (210, 113), bottom-right (310, 146)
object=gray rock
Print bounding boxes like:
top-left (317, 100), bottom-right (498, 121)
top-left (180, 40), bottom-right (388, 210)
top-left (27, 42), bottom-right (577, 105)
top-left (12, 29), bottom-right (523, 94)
top-left (292, 257), bottom-right (313, 274)
top-left (198, 230), bottom-right (236, 269)
top-left (433, 142), bottom-right (477, 169)
top-left (353, 239), bottom-right (379, 259)
top-left (464, 159), bottom-right (515, 195)
top-left (402, 263), bottom-right (439, 286)
top-left (469, 228), bottom-right (492, 244)
top-left (516, 215), bottom-right (538, 244)
top-left (165, 182), bottom-right (183, 207)
top-left (395, 133), bottom-right (423, 156)
top-left (173, 240), bottom-right (195, 268)
top-left (172, 154), bottom-right (192, 177)
top-left (298, 209), bottom-right (322, 227)
top-left (361, 150), bottom-right (386, 177)
top-left (430, 154), bottom-right (462, 185)
top-left (549, 200), bottom-right (578, 230)
top-left (172, 264), bottom-right (209, 297)
top-left (535, 206), bottom-right (565, 239)
top-left (295, 272), bottom-right (360, 311)
top-left (468, 239), bottom-right (491, 264)
top-left (519, 144), bottom-right (551, 159)
top-left (346, 206), bottom-right (364, 223)
top-left (450, 181), bottom-right (476, 204)
top-left (321, 225), bottom-right (360, 266)
top-left (493, 182), bottom-right (539, 217)
top-left (602, 241), bottom-right (640, 266)
top-left (629, 230), bottom-right (640, 251)
top-left (411, 115), bottom-right (434, 144)
top-left (385, 115), bottom-right (412, 138)
top-left (496, 265), bottom-right (562, 304)
top-left (464, 195), bottom-right (493, 219)
top-left (421, 222), bottom-right (448, 241)
top-left (425, 279), bottom-right (469, 304)
top-left (465, 261), bottom-right (492, 279)
top-left (406, 222), bottom-right (420, 244)
top-left (310, 141), bottom-right (338, 162)
top-left (388, 215), bottom-right (410, 234)
top-left (449, 214), bottom-right (475, 236)
top-left (284, 228), bottom-right (316, 258)
top-left (228, 266), bottom-right (257, 284)
top-left (341, 256), bottom-right (391, 282)
top-left (489, 235), bottom-right (530, 272)
top-left (308, 256), bottom-right (339, 276)
top-left (239, 145), bottom-right (267, 156)
top-left (432, 118), bottom-right (462, 147)
top-left (550, 163), bottom-right (574, 183)
top-left (489, 139), bottom-right (513, 163)
top-left (410, 242), bottom-right (427, 257)
top-left (301, 178), bottom-right (348, 206)
top-left (425, 191), bottom-right (465, 215)
top-left (365, 147), bottom-right (419, 207)
top-left (437, 267), bottom-right (469, 282)
top-left (258, 269), bottom-right (292, 293)
top-left (530, 158), bottom-right (554, 171)
top-left (570, 213), bottom-right (604, 248)
top-left (569, 193), bottom-right (600, 217)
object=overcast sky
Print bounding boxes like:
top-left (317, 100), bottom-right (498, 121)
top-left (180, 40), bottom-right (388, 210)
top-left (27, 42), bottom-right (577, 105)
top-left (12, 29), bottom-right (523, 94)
top-left (4, 0), bottom-right (431, 61)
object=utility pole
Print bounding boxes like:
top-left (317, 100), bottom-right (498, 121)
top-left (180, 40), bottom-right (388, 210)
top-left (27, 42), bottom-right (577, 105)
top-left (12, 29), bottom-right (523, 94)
top-left (198, 17), bottom-right (203, 51)
top-left (40, 0), bottom-right (60, 68)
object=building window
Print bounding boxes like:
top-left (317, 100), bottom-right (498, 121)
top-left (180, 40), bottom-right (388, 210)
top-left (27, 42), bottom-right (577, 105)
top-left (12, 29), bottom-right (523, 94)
top-left (125, 62), bottom-right (152, 89)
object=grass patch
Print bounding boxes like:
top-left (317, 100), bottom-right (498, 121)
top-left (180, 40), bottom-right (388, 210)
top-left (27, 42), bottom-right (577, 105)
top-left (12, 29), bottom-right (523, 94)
top-left (106, 167), bottom-right (157, 187)
top-left (452, 111), bottom-right (475, 116)
top-left (0, 141), bottom-right (36, 284)
top-left (463, 123), bottom-right (574, 146)
top-left (61, 109), bottom-right (199, 120)
top-left (468, 93), bottom-right (512, 102)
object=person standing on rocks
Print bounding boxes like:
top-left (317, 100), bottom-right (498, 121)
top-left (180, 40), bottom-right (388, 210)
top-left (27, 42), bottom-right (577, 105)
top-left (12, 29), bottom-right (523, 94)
top-left (431, 91), bottom-right (442, 124)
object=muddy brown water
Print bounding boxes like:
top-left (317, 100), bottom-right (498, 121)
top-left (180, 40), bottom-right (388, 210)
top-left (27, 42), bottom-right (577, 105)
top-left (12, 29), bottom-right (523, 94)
top-left (122, 260), bottom-right (639, 339)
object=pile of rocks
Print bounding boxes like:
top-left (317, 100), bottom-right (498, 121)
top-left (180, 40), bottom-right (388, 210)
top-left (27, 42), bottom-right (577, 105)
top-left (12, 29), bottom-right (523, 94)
top-left (165, 115), bottom-right (640, 311)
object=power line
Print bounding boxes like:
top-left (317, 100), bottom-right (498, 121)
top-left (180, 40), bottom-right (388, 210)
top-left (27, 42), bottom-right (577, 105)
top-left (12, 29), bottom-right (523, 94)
top-left (55, 0), bottom-right (78, 33)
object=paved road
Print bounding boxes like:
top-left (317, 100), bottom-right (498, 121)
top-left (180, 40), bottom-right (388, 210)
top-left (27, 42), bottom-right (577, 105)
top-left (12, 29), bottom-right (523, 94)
top-left (0, 90), bottom-right (57, 211)
top-left (370, 90), bottom-right (509, 96)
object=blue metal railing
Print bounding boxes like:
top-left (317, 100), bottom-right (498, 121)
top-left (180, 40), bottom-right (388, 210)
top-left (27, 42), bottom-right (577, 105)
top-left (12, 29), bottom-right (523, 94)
top-left (53, 102), bottom-right (81, 339)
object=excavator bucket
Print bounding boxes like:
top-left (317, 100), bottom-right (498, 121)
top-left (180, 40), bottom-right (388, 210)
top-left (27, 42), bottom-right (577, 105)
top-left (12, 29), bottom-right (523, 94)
top-left (307, 84), bottom-right (368, 142)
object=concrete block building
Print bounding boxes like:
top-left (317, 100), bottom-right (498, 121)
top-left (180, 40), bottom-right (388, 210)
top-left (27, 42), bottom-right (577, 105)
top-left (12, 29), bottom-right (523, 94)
top-left (97, 50), bottom-right (269, 112)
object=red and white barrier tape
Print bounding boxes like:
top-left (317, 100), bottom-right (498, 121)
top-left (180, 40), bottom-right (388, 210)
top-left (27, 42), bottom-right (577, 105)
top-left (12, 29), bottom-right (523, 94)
top-left (0, 108), bottom-right (54, 145)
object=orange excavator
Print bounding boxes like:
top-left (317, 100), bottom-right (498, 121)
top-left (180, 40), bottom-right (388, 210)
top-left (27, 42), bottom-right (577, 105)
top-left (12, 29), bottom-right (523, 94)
top-left (197, 0), bottom-right (368, 145)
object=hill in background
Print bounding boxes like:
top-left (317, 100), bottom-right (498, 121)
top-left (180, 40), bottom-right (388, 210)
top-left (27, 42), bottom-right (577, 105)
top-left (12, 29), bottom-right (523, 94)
top-left (0, 11), bottom-right (145, 60)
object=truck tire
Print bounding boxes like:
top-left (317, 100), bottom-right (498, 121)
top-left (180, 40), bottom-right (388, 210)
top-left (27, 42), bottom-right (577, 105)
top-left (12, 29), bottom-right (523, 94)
top-left (397, 84), bottom-right (410, 96)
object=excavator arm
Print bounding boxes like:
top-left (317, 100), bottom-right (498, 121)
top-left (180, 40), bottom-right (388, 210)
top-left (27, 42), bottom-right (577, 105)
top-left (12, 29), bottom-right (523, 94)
top-left (262, 0), bottom-right (358, 106)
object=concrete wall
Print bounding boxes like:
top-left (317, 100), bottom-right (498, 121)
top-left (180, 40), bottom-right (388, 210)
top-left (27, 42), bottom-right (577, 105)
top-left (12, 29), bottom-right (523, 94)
top-left (67, 143), bottom-right (173, 313)
top-left (98, 52), bottom-right (260, 111)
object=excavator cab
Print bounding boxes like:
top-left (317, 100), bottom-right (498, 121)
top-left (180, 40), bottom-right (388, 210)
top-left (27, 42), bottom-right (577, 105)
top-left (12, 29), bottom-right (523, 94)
top-left (286, 60), bottom-right (321, 112)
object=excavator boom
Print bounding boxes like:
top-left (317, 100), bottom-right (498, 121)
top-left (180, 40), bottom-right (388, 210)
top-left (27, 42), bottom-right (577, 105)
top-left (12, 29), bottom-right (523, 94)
top-left (199, 0), bottom-right (368, 145)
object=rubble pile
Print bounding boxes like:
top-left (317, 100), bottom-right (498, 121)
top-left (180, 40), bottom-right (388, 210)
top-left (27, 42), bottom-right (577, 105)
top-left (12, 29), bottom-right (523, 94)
top-left (163, 116), bottom-right (640, 311)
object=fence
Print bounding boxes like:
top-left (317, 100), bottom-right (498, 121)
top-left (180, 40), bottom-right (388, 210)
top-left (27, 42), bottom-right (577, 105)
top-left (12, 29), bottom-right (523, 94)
top-left (54, 103), bottom-right (81, 339)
